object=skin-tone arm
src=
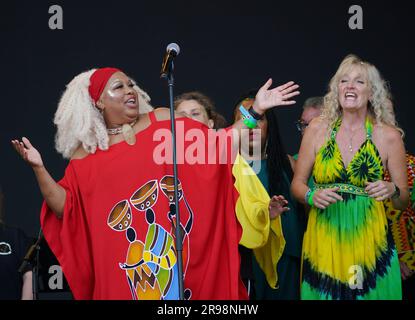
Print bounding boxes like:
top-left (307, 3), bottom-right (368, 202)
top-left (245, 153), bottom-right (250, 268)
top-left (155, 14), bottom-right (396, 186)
top-left (288, 154), bottom-right (296, 173)
top-left (365, 127), bottom-right (409, 210)
top-left (11, 137), bottom-right (66, 218)
top-left (21, 271), bottom-right (33, 300)
top-left (291, 118), bottom-right (343, 209)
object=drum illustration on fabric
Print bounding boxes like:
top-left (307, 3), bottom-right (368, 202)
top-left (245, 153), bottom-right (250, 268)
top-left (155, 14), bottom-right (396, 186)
top-left (107, 178), bottom-right (194, 300)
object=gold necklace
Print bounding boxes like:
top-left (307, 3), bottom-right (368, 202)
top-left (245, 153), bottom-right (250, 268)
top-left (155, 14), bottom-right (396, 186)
top-left (346, 124), bottom-right (364, 153)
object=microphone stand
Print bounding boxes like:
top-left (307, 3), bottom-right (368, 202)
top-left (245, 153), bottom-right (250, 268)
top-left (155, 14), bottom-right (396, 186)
top-left (19, 229), bottom-right (43, 300)
top-left (161, 60), bottom-right (185, 300)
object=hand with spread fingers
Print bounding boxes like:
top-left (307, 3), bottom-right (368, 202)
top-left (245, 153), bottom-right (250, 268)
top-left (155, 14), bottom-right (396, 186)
top-left (365, 180), bottom-right (396, 201)
top-left (11, 137), bottom-right (44, 169)
top-left (269, 195), bottom-right (290, 219)
top-left (312, 187), bottom-right (343, 210)
top-left (252, 79), bottom-right (300, 114)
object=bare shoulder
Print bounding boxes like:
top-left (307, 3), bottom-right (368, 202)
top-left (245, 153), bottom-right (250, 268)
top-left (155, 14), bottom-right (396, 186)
top-left (153, 107), bottom-right (170, 121)
top-left (373, 123), bottom-right (403, 144)
top-left (70, 145), bottom-right (89, 160)
top-left (300, 117), bottom-right (331, 154)
top-left (306, 116), bottom-right (329, 135)
top-left (153, 107), bottom-right (185, 121)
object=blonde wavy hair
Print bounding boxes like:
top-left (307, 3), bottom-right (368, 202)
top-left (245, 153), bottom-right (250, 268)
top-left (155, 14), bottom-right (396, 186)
top-left (322, 54), bottom-right (403, 136)
top-left (54, 69), bottom-right (154, 159)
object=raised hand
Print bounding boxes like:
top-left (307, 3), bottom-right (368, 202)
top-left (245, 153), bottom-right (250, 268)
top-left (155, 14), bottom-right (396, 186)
top-left (269, 195), bottom-right (290, 219)
top-left (253, 79), bottom-right (300, 113)
top-left (312, 187), bottom-right (343, 209)
top-left (11, 137), bottom-right (66, 218)
top-left (11, 137), bottom-right (44, 168)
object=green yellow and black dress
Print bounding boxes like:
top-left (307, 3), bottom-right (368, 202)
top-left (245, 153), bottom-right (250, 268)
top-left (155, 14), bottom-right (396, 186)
top-left (301, 117), bottom-right (402, 300)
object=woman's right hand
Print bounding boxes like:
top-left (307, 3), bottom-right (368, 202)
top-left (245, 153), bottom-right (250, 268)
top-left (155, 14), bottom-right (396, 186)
top-left (312, 187), bottom-right (343, 209)
top-left (11, 137), bottom-right (44, 168)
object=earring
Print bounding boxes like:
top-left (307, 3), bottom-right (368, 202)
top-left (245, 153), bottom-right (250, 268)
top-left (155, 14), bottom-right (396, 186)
top-left (96, 100), bottom-right (104, 114)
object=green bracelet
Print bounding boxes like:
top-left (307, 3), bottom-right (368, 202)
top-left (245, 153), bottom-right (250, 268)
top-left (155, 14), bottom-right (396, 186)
top-left (307, 190), bottom-right (316, 206)
top-left (239, 105), bottom-right (258, 129)
top-left (243, 118), bottom-right (258, 129)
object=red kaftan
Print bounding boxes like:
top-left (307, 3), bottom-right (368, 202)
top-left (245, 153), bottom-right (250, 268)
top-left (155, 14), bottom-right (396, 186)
top-left (41, 112), bottom-right (247, 300)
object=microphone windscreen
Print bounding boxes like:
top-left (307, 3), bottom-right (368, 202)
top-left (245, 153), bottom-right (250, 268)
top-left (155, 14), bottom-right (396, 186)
top-left (166, 43), bottom-right (180, 55)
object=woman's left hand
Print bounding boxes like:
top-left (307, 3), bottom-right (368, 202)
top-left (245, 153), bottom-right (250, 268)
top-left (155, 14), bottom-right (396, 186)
top-left (269, 195), bottom-right (290, 219)
top-left (252, 79), bottom-right (300, 114)
top-left (365, 180), bottom-right (396, 201)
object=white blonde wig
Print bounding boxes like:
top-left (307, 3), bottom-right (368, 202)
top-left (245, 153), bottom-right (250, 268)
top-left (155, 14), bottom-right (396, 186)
top-left (322, 54), bottom-right (403, 137)
top-left (54, 69), bottom-right (154, 159)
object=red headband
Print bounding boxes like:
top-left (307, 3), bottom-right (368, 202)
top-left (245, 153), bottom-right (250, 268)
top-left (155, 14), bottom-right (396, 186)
top-left (88, 67), bottom-right (121, 104)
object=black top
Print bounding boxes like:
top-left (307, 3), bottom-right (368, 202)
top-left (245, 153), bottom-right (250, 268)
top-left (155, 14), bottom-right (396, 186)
top-left (0, 224), bottom-right (31, 300)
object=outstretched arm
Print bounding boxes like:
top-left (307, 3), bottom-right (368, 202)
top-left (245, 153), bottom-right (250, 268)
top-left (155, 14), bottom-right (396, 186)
top-left (11, 137), bottom-right (66, 218)
top-left (21, 271), bottom-right (33, 300)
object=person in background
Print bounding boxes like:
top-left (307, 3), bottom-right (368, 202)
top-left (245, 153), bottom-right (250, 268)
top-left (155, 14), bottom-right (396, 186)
top-left (233, 89), bottom-right (306, 300)
top-left (174, 91), bottom-right (227, 129)
top-left (294, 96), bottom-right (324, 137)
top-left (292, 97), bottom-right (324, 194)
top-left (0, 185), bottom-right (33, 300)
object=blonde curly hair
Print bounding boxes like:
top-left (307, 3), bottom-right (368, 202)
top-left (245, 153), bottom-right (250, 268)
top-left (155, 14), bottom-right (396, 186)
top-left (54, 69), bottom-right (153, 159)
top-left (322, 54), bottom-right (403, 136)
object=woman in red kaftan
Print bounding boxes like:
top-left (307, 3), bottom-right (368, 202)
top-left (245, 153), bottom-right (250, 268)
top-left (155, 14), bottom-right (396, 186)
top-left (11, 68), bottom-right (299, 300)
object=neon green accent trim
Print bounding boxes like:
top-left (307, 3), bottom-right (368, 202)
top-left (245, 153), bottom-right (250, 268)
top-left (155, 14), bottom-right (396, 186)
top-left (243, 118), bottom-right (257, 129)
top-left (314, 183), bottom-right (368, 196)
top-left (307, 190), bottom-right (316, 206)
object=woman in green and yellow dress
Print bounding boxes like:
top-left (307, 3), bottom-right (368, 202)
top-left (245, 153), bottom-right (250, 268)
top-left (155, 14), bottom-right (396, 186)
top-left (292, 54), bottom-right (409, 300)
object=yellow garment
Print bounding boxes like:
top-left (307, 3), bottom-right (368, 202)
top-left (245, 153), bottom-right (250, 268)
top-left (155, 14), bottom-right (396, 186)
top-left (232, 153), bottom-right (286, 288)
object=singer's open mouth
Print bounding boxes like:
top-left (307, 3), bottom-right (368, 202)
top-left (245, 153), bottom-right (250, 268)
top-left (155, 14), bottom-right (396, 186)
top-left (125, 97), bottom-right (137, 108)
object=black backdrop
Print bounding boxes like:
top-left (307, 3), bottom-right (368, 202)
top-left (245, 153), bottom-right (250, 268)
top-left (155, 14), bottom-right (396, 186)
top-left (1, 0), bottom-right (414, 238)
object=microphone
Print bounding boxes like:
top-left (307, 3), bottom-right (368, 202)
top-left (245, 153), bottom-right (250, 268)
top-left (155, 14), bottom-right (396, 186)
top-left (160, 43), bottom-right (180, 78)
